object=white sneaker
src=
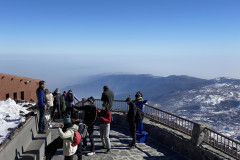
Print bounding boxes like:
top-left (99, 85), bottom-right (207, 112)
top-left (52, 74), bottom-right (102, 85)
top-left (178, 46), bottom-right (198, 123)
top-left (87, 152), bottom-right (95, 156)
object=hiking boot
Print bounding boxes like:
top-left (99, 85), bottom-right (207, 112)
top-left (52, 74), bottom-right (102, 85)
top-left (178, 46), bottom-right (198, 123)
top-left (129, 145), bottom-right (136, 150)
top-left (87, 152), bottom-right (95, 156)
top-left (105, 149), bottom-right (111, 154)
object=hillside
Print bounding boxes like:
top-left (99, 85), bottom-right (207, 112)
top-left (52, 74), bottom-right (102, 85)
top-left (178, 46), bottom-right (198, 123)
top-left (62, 74), bottom-right (240, 140)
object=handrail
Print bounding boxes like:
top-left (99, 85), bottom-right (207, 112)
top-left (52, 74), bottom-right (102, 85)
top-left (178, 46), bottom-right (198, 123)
top-left (95, 99), bottom-right (240, 159)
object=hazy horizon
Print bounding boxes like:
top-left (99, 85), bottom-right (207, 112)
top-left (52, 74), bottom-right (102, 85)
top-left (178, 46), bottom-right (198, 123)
top-left (0, 0), bottom-right (239, 91)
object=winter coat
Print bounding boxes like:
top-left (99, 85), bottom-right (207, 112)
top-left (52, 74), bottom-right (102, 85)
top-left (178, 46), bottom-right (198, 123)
top-left (98, 110), bottom-right (111, 124)
top-left (36, 87), bottom-right (45, 108)
top-left (101, 87), bottom-right (114, 108)
top-left (127, 102), bottom-right (136, 123)
top-left (73, 105), bottom-right (97, 127)
top-left (45, 93), bottom-right (54, 107)
top-left (58, 124), bottom-right (79, 156)
top-left (53, 91), bottom-right (61, 106)
top-left (65, 92), bottom-right (80, 107)
top-left (135, 100), bottom-right (147, 110)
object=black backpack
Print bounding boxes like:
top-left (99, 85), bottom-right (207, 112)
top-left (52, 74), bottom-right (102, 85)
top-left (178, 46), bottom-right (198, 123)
top-left (135, 106), bottom-right (144, 123)
top-left (67, 92), bottom-right (74, 102)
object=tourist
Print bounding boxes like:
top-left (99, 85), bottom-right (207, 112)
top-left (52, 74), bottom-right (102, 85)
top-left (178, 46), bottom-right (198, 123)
top-left (71, 112), bottom-right (83, 160)
top-left (101, 85), bottom-right (114, 109)
top-left (65, 89), bottom-right (80, 116)
top-left (60, 91), bottom-right (66, 116)
top-left (73, 97), bottom-right (97, 156)
top-left (101, 85), bottom-right (114, 122)
top-left (45, 89), bottom-right (53, 108)
top-left (98, 102), bottom-right (111, 154)
top-left (36, 80), bottom-right (47, 134)
top-left (58, 115), bottom-right (79, 160)
top-left (125, 96), bottom-right (137, 149)
top-left (51, 88), bottom-right (61, 120)
top-left (135, 91), bottom-right (147, 133)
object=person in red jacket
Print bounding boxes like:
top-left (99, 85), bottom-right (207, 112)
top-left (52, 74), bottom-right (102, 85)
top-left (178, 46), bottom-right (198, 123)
top-left (98, 102), bottom-right (111, 154)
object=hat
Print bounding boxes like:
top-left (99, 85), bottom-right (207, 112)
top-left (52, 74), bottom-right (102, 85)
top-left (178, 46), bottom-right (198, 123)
top-left (55, 88), bottom-right (60, 93)
top-left (63, 114), bottom-right (72, 124)
top-left (87, 96), bottom-right (95, 104)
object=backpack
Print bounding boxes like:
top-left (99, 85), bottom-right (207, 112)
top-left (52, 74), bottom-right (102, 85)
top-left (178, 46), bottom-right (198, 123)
top-left (78, 123), bottom-right (88, 139)
top-left (135, 107), bottom-right (144, 123)
top-left (67, 92), bottom-right (74, 102)
top-left (72, 130), bottom-right (81, 146)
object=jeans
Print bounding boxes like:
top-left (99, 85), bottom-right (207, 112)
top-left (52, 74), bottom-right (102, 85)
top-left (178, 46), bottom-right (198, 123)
top-left (83, 125), bottom-right (95, 152)
top-left (100, 123), bottom-right (111, 149)
top-left (38, 106), bottom-right (46, 132)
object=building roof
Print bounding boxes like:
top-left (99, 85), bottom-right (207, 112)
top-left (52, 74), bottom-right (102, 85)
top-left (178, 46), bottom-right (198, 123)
top-left (0, 73), bottom-right (41, 82)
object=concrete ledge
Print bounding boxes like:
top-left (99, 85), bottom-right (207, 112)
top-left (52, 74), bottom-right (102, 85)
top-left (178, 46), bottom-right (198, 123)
top-left (0, 111), bottom-right (51, 160)
top-left (112, 112), bottom-right (235, 160)
top-left (20, 130), bottom-right (51, 160)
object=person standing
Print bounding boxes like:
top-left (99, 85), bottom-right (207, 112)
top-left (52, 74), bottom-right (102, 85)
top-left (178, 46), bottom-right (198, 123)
top-left (36, 80), bottom-right (47, 134)
top-left (60, 91), bottom-right (66, 116)
top-left (45, 89), bottom-right (54, 108)
top-left (65, 89), bottom-right (80, 116)
top-left (135, 91), bottom-right (147, 134)
top-left (101, 86), bottom-right (114, 122)
top-left (73, 97), bottom-right (97, 156)
top-left (98, 102), bottom-right (111, 154)
top-left (125, 97), bottom-right (137, 149)
top-left (101, 86), bottom-right (114, 109)
top-left (58, 115), bottom-right (79, 160)
top-left (71, 112), bottom-right (83, 160)
top-left (51, 88), bottom-right (61, 120)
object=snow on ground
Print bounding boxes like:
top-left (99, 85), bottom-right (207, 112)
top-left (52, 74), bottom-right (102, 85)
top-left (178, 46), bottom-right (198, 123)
top-left (0, 99), bottom-right (34, 144)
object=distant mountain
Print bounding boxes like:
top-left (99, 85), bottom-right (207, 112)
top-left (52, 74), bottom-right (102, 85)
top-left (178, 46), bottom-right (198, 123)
top-left (62, 74), bottom-right (240, 140)
top-left (62, 74), bottom-right (212, 101)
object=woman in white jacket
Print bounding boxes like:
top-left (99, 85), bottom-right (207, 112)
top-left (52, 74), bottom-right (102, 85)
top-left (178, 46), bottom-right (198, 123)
top-left (58, 115), bottom-right (79, 160)
top-left (45, 89), bottom-right (54, 108)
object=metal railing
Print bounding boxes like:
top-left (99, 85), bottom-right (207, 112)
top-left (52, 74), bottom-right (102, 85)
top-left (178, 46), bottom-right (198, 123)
top-left (95, 99), bottom-right (240, 159)
top-left (204, 128), bottom-right (240, 159)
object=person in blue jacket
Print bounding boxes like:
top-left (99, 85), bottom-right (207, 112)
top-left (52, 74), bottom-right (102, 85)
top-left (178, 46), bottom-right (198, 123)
top-left (36, 80), bottom-right (47, 134)
top-left (135, 91), bottom-right (147, 134)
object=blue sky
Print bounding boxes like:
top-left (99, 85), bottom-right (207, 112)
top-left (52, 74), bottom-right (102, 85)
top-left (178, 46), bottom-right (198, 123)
top-left (0, 0), bottom-right (239, 90)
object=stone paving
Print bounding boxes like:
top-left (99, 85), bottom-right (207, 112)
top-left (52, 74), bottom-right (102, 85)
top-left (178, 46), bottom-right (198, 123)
top-left (48, 120), bottom-right (187, 160)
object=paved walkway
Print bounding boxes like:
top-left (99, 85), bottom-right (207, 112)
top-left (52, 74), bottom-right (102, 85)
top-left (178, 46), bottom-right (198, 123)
top-left (49, 120), bottom-right (187, 160)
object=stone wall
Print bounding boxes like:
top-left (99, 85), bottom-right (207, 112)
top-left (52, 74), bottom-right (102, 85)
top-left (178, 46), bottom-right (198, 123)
top-left (112, 112), bottom-right (235, 160)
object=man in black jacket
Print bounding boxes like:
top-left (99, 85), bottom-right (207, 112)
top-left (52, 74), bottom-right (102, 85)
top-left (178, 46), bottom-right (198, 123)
top-left (51, 88), bottom-right (61, 120)
top-left (125, 97), bottom-right (137, 149)
top-left (73, 97), bottom-right (97, 156)
top-left (101, 86), bottom-right (114, 109)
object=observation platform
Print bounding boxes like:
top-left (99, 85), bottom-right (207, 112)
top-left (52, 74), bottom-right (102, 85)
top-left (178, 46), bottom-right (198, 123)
top-left (0, 99), bottom-right (238, 160)
top-left (49, 120), bottom-right (187, 160)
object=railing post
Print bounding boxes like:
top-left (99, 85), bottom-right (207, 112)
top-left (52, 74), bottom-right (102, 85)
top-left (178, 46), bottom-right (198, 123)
top-left (191, 123), bottom-right (208, 146)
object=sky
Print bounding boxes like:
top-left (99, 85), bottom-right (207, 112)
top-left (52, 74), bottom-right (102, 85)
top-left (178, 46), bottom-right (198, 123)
top-left (0, 0), bottom-right (239, 90)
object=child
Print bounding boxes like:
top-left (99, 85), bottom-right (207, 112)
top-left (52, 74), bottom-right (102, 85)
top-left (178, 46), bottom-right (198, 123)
top-left (58, 115), bottom-right (79, 160)
top-left (71, 112), bottom-right (83, 160)
top-left (98, 102), bottom-right (111, 154)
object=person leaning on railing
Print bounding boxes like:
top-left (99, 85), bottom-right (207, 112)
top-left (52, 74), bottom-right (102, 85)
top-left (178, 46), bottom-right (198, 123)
top-left (125, 96), bottom-right (137, 149)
